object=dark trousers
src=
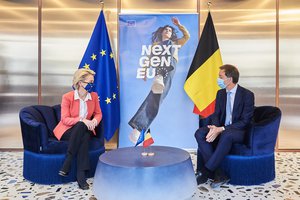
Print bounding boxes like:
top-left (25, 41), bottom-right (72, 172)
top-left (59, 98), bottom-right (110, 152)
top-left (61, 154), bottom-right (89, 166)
top-left (194, 127), bottom-right (245, 172)
top-left (61, 122), bottom-right (92, 171)
top-left (128, 64), bottom-right (176, 132)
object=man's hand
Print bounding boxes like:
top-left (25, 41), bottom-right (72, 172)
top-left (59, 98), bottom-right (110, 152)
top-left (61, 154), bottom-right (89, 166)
top-left (206, 125), bottom-right (224, 143)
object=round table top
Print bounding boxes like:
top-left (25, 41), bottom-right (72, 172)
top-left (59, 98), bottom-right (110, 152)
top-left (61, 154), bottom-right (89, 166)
top-left (99, 145), bottom-right (190, 168)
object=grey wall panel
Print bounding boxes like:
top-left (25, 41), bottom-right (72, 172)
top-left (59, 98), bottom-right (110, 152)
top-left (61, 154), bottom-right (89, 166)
top-left (41, 0), bottom-right (118, 106)
top-left (278, 0), bottom-right (300, 149)
top-left (199, 0), bottom-right (276, 108)
top-left (121, 0), bottom-right (197, 13)
top-left (0, 1), bottom-right (38, 148)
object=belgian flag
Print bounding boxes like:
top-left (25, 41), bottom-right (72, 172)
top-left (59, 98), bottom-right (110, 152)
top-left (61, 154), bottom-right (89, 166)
top-left (143, 129), bottom-right (154, 148)
top-left (184, 12), bottom-right (223, 118)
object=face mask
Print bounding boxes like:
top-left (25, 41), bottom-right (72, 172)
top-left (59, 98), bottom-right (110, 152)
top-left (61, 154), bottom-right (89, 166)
top-left (83, 82), bottom-right (94, 93)
top-left (217, 78), bottom-right (227, 89)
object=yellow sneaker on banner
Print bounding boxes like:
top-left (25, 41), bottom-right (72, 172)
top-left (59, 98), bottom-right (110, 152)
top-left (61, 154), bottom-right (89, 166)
top-left (151, 75), bottom-right (164, 94)
top-left (129, 129), bottom-right (140, 144)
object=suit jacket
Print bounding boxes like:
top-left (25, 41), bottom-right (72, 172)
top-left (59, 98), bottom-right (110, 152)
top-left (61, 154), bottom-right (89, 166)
top-left (211, 85), bottom-right (254, 131)
top-left (53, 91), bottom-right (102, 140)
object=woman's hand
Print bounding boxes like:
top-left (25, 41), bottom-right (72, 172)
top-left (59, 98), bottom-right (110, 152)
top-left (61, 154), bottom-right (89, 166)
top-left (92, 118), bottom-right (98, 127)
top-left (82, 118), bottom-right (96, 131)
top-left (172, 17), bottom-right (181, 26)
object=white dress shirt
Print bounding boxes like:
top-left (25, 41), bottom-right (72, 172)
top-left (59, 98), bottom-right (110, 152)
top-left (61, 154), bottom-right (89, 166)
top-left (74, 90), bottom-right (92, 120)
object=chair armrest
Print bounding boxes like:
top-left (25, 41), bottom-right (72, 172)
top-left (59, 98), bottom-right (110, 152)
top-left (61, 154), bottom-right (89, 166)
top-left (249, 116), bottom-right (281, 155)
top-left (199, 115), bottom-right (212, 128)
top-left (19, 110), bottom-right (49, 153)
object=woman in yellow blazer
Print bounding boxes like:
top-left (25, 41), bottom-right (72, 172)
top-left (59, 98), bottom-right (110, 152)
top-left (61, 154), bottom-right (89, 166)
top-left (54, 68), bottom-right (102, 190)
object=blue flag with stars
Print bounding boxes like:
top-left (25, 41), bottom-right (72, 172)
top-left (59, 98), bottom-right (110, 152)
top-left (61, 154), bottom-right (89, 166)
top-left (135, 129), bottom-right (145, 147)
top-left (79, 10), bottom-right (120, 141)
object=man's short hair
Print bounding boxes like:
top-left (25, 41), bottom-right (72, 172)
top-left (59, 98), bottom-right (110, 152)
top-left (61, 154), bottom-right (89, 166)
top-left (219, 64), bottom-right (239, 84)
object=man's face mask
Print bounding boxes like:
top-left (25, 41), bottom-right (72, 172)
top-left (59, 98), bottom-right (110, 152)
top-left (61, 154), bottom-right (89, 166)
top-left (217, 77), bottom-right (228, 89)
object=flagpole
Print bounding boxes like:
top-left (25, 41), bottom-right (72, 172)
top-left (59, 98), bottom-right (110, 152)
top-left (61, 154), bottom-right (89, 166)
top-left (197, 0), bottom-right (213, 124)
top-left (197, 0), bottom-right (200, 39)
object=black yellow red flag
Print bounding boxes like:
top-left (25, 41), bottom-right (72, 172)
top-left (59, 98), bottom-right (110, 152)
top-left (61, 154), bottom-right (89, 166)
top-left (184, 12), bottom-right (223, 117)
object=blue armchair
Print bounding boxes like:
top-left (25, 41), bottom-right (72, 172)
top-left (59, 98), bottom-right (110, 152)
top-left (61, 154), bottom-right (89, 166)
top-left (19, 105), bottom-right (105, 184)
top-left (197, 106), bottom-right (281, 185)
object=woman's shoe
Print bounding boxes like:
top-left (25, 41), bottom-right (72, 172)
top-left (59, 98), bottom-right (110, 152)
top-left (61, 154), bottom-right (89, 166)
top-left (59, 153), bottom-right (72, 177)
top-left (77, 180), bottom-right (89, 190)
top-left (58, 170), bottom-right (69, 177)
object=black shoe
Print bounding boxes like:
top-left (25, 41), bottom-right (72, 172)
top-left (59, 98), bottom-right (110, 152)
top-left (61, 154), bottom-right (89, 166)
top-left (196, 172), bottom-right (208, 185)
top-left (195, 171), bottom-right (202, 177)
top-left (59, 153), bottom-right (72, 177)
top-left (78, 180), bottom-right (89, 190)
top-left (196, 166), bottom-right (214, 185)
top-left (58, 170), bottom-right (69, 177)
top-left (77, 170), bottom-right (89, 190)
top-left (210, 169), bottom-right (230, 188)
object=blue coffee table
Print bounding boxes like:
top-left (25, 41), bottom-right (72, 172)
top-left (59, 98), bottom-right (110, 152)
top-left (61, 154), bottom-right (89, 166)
top-left (93, 146), bottom-right (197, 200)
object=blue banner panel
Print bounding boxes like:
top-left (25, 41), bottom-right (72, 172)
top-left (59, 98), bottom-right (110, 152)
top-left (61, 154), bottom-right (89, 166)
top-left (119, 14), bottom-right (199, 148)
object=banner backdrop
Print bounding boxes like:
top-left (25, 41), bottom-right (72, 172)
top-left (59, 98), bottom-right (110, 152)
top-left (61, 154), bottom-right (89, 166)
top-left (119, 14), bottom-right (199, 148)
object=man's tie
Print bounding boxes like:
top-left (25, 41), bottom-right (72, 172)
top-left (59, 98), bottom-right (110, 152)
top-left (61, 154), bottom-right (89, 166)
top-left (225, 91), bottom-right (232, 126)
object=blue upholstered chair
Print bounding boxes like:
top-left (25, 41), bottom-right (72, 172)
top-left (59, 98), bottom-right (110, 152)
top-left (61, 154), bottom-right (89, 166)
top-left (197, 106), bottom-right (282, 185)
top-left (19, 105), bottom-right (105, 184)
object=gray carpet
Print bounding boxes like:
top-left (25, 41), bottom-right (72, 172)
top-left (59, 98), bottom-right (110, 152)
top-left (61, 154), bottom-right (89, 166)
top-left (0, 151), bottom-right (299, 200)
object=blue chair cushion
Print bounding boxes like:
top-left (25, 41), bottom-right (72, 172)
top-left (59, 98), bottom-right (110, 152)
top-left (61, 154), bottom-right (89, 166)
top-left (220, 153), bottom-right (275, 185)
top-left (42, 136), bottom-right (104, 154)
top-left (197, 106), bottom-right (281, 185)
top-left (20, 104), bottom-right (105, 154)
top-left (19, 104), bottom-right (106, 184)
top-left (23, 148), bottom-right (105, 184)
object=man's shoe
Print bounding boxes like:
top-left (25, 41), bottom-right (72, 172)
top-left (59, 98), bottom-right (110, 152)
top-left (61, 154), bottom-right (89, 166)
top-left (195, 171), bottom-right (202, 177)
top-left (210, 175), bottom-right (230, 188)
top-left (196, 172), bottom-right (208, 185)
top-left (210, 168), bottom-right (230, 188)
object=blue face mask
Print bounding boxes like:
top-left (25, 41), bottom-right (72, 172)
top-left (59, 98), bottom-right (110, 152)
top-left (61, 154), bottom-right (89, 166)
top-left (84, 82), bottom-right (94, 93)
top-left (217, 78), bottom-right (227, 89)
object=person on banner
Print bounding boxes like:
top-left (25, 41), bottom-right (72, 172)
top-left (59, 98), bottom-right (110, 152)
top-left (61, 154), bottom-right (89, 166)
top-left (195, 64), bottom-right (254, 188)
top-left (53, 68), bottom-right (102, 190)
top-left (128, 17), bottom-right (190, 142)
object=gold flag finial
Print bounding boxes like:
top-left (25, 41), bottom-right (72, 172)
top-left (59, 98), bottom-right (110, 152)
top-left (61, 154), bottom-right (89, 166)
top-left (99, 0), bottom-right (104, 10)
top-left (207, 1), bottom-right (212, 12)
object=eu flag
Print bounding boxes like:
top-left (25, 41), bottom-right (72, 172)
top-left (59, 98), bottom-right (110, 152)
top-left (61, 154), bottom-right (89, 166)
top-left (135, 129), bottom-right (145, 147)
top-left (79, 10), bottom-right (120, 141)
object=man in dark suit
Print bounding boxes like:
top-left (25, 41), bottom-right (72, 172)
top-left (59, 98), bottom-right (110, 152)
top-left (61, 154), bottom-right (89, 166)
top-left (195, 64), bottom-right (254, 188)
